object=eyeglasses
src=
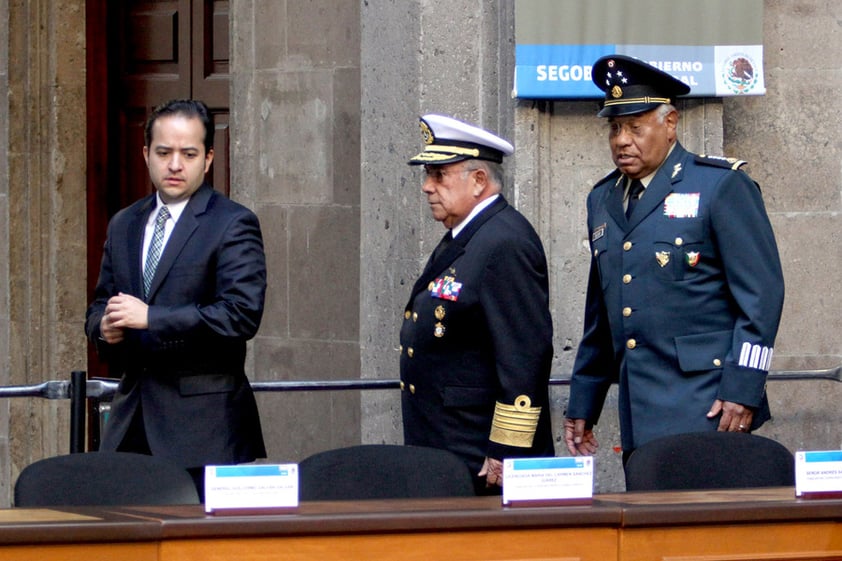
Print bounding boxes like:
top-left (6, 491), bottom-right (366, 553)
top-left (423, 165), bottom-right (479, 182)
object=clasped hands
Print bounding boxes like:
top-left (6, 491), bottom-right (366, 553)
top-left (99, 292), bottom-right (149, 344)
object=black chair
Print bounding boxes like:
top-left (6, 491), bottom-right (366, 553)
top-left (14, 452), bottom-right (200, 506)
top-left (624, 431), bottom-right (795, 492)
top-left (298, 444), bottom-right (476, 500)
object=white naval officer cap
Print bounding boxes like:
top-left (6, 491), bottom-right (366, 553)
top-left (407, 114), bottom-right (514, 166)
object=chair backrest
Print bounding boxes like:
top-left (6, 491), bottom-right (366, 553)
top-left (14, 452), bottom-right (200, 506)
top-left (298, 444), bottom-right (475, 500)
top-left (624, 431), bottom-right (795, 492)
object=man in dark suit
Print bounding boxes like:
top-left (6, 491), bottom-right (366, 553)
top-left (85, 99), bottom-right (266, 497)
top-left (401, 114), bottom-right (554, 494)
top-left (564, 55), bottom-right (785, 468)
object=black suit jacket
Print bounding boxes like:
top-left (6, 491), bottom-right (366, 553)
top-left (400, 196), bottom-right (554, 477)
top-left (85, 184), bottom-right (267, 468)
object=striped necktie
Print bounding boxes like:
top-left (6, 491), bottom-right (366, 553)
top-left (143, 206), bottom-right (171, 298)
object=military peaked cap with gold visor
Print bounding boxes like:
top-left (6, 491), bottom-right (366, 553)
top-left (592, 54), bottom-right (691, 118)
top-left (408, 114), bottom-right (514, 166)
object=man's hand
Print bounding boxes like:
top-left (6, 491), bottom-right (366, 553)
top-left (99, 292), bottom-right (150, 344)
top-left (707, 399), bottom-right (754, 433)
top-left (478, 457), bottom-right (504, 487)
top-left (564, 417), bottom-right (599, 456)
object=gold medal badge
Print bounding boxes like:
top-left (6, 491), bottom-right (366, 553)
top-left (434, 305), bottom-right (445, 320)
top-left (655, 251), bottom-right (671, 268)
top-left (434, 322), bottom-right (446, 338)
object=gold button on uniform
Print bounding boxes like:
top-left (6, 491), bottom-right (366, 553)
top-left (623, 274), bottom-right (632, 284)
top-left (399, 345), bottom-right (403, 353)
top-left (594, 249), bottom-right (599, 257)
top-left (713, 358), bottom-right (722, 367)
top-left (623, 307), bottom-right (632, 317)
top-left (623, 241), bottom-right (632, 251)
top-left (675, 237), bottom-right (684, 246)
top-left (626, 339), bottom-right (637, 349)
top-left (404, 310), bottom-right (411, 319)
top-left (409, 384), bottom-right (416, 394)
top-left (400, 381), bottom-right (405, 390)
top-left (407, 347), bottom-right (414, 358)
top-left (412, 312), bottom-right (418, 322)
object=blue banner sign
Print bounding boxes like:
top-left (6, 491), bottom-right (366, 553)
top-left (514, 0), bottom-right (764, 99)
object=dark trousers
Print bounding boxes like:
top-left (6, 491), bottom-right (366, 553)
top-left (115, 402), bottom-right (206, 501)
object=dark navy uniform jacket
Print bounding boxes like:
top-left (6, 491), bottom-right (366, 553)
top-left (400, 196), bottom-right (554, 477)
top-left (567, 142), bottom-right (784, 452)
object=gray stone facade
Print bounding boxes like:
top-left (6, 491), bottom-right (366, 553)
top-left (0, 0), bottom-right (839, 504)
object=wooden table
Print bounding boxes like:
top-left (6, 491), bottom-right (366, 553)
top-left (1, 488), bottom-right (841, 561)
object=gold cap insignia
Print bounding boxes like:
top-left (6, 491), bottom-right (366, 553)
top-left (611, 85), bottom-right (623, 99)
top-left (489, 395), bottom-right (542, 448)
top-left (420, 120), bottom-right (434, 145)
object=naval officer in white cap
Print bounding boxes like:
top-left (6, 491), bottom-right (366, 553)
top-left (399, 114), bottom-right (554, 494)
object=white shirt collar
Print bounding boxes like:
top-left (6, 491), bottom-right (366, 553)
top-left (152, 193), bottom-right (189, 223)
top-left (452, 194), bottom-right (500, 239)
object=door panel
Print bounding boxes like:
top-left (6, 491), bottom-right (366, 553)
top-left (108, 0), bottom-right (229, 213)
top-left (193, 0), bottom-right (230, 107)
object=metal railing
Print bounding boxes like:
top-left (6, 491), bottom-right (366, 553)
top-left (0, 365), bottom-right (839, 453)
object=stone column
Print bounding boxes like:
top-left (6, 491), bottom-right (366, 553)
top-left (1, 0), bottom-right (88, 506)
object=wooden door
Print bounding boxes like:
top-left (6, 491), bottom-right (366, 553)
top-left (103, 0), bottom-right (230, 211)
top-left (85, 0), bottom-right (231, 444)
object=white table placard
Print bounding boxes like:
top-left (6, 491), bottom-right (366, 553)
top-left (502, 456), bottom-right (593, 507)
top-left (204, 463), bottom-right (299, 515)
top-left (795, 450), bottom-right (842, 499)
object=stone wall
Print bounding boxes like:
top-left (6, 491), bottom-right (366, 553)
top-left (0, 0), bottom-right (87, 505)
top-left (0, 0), bottom-right (9, 505)
top-left (230, 0), bottom-right (363, 463)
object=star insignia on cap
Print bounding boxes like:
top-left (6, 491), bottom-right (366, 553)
top-left (605, 70), bottom-right (629, 88)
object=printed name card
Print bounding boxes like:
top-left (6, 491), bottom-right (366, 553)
top-left (204, 464), bottom-right (299, 515)
top-left (795, 451), bottom-right (842, 499)
top-left (502, 456), bottom-right (593, 507)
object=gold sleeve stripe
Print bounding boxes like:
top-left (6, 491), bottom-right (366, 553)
top-left (489, 395), bottom-right (541, 448)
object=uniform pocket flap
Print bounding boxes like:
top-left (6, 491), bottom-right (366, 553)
top-left (674, 329), bottom-right (731, 373)
top-left (178, 373), bottom-right (236, 396)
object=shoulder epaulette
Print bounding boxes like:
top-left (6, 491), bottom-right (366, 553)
top-left (696, 154), bottom-right (748, 171)
top-left (593, 168), bottom-right (622, 190)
